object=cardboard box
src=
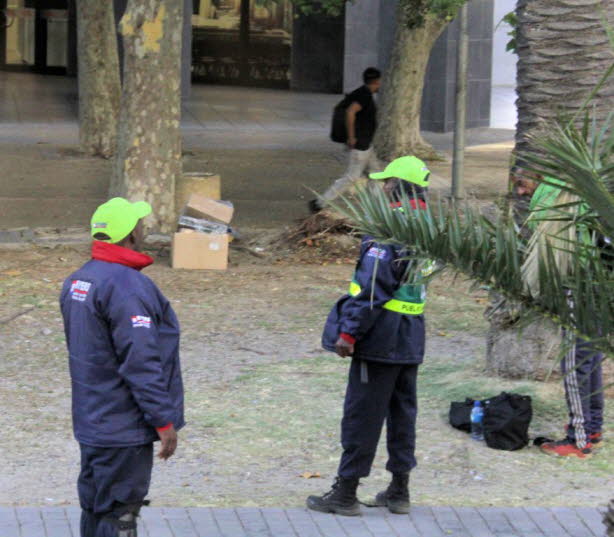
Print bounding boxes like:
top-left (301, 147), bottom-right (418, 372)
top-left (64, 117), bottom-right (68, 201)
top-left (184, 193), bottom-right (234, 224)
top-left (175, 173), bottom-right (221, 216)
top-left (172, 231), bottom-right (229, 270)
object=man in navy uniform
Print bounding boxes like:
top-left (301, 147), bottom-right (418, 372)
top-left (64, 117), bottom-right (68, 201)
top-left (60, 198), bottom-right (185, 537)
top-left (307, 156), bottom-right (432, 516)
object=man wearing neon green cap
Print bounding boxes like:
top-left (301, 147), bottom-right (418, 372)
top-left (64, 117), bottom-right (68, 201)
top-left (307, 156), bottom-right (432, 516)
top-left (60, 198), bottom-right (185, 537)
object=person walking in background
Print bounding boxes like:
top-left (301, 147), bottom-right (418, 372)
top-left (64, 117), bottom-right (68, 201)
top-left (60, 198), bottom-right (185, 537)
top-left (307, 157), bottom-right (432, 516)
top-left (310, 67), bottom-right (382, 212)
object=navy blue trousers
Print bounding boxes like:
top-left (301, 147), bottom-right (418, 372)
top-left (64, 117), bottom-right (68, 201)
top-left (338, 359), bottom-right (419, 479)
top-left (78, 443), bottom-right (153, 537)
top-left (562, 337), bottom-right (604, 448)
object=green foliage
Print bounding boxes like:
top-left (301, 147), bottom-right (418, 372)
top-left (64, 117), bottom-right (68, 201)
top-left (290, 0), bottom-right (468, 26)
top-left (289, 0), bottom-right (347, 17)
top-left (333, 183), bottom-right (613, 354)
top-left (497, 11), bottom-right (518, 53)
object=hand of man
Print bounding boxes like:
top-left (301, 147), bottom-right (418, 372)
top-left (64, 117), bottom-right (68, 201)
top-left (157, 425), bottom-right (178, 460)
top-left (347, 136), bottom-right (357, 149)
top-left (335, 337), bottom-right (354, 358)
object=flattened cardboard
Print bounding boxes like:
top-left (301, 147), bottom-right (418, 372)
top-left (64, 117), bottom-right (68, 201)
top-left (184, 193), bottom-right (234, 224)
top-left (172, 232), bottom-right (229, 270)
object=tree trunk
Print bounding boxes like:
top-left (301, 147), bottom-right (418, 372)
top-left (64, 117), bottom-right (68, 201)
top-left (489, 0), bottom-right (614, 378)
top-left (373, 9), bottom-right (447, 162)
top-left (110, 0), bottom-right (184, 235)
top-left (77, 0), bottom-right (121, 158)
top-left (514, 0), bottom-right (614, 156)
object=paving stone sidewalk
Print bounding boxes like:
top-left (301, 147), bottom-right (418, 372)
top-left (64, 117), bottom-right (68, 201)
top-left (0, 506), bottom-right (605, 537)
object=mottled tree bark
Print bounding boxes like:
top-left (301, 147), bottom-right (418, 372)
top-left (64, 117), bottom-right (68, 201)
top-left (515, 0), bottom-right (614, 156)
top-left (373, 7), bottom-right (447, 162)
top-left (77, 0), bottom-right (121, 158)
top-left (111, 0), bottom-right (184, 234)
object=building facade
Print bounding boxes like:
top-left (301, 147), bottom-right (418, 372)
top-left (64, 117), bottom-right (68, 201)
top-left (0, 0), bottom-right (503, 132)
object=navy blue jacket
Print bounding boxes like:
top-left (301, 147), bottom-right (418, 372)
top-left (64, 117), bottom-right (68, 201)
top-left (322, 236), bottom-right (426, 364)
top-left (60, 245), bottom-right (185, 447)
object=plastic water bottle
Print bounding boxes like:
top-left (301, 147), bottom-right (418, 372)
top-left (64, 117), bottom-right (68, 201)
top-left (470, 401), bottom-right (484, 441)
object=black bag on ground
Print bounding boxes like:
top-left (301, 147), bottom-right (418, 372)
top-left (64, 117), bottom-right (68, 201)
top-left (448, 398), bottom-right (474, 433)
top-left (448, 392), bottom-right (532, 451)
top-left (330, 95), bottom-right (352, 143)
top-left (482, 392), bottom-right (532, 451)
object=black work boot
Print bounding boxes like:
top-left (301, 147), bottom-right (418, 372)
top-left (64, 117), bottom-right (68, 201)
top-left (374, 473), bottom-right (410, 514)
top-left (306, 476), bottom-right (361, 516)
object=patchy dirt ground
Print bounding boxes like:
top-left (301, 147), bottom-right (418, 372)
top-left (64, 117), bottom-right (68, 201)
top-left (0, 242), bottom-right (611, 509)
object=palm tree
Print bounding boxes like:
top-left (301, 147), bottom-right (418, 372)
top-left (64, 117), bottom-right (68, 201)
top-left (484, 0), bottom-right (614, 376)
top-left (515, 0), bottom-right (614, 157)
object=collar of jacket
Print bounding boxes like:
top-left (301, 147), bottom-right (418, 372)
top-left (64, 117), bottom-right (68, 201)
top-left (92, 241), bottom-right (154, 271)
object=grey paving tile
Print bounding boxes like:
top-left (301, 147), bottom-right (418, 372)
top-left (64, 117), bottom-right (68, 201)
top-left (42, 519), bottom-right (74, 537)
top-left (551, 507), bottom-right (595, 537)
top-left (187, 507), bottom-right (223, 537)
top-left (235, 508), bottom-right (270, 537)
top-left (0, 507), bottom-right (20, 537)
top-left (164, 508), bottom-right (198, 537)
top-left (453, 507), bottom-right (498, 537)
top-left (524, 507), bottom-right (570, 537)
top-left (432, 506), bottom-right (472, 537)
top-left (361, 508), bottom-right (399, 537)
top-left (284, 508), bottom-right (323, 537)
top-left (15, 507), bottom-right (45, 537)
top-left (503, 508), bottom-right (544, 537)
top-left (410, 506), bottom-right (446, 537)
top-left (384, 511), bottom-right (421, 537)
top-left (211, 508), bottom-right (247, 537)
top-left (308, 509), bottom-right (348, 536)
top-left (65, 507), bottom-right (80, 537)
top-left (4, 506), bottom-right (606, 537)
top-left (478, 507), bottom-right (520, 537)
top-left (574, 507), bottom-right (606, 537)
top-left (333, 513), bottom-right (373, 537)
top-left (260, 508), bottom-right (297, 537)
top-left (141, 507), bottom-right (174, 537)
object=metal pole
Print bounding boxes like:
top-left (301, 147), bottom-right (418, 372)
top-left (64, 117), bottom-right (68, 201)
top-left (451, 2), bottom-right (469, 200)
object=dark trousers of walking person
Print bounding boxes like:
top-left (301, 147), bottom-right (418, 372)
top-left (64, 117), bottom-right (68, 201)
top-left (562, 337), bottom-right (604, 448)
top-left (338, 359), bottom-right (418, 479)
top-left (78, 444), bottom-right (153, 537)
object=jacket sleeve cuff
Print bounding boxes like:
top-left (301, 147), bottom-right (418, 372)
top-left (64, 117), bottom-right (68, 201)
top-left (156, 423), bottom-right (173, 432)
top-left (340, 333), bottom-right (356, 345)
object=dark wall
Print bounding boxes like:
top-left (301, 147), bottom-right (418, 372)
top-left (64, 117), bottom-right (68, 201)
top-left (421, 0), bottom-right (494, 132)
top-left (290, 11), bottom-right (345, 93)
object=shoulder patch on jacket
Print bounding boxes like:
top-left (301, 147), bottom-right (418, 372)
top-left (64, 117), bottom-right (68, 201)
top-left (131, 315), bottom-right (152, 328)
top-left (70, 280), bottom-right (92, 302)
top-left (367, 246), bottom-right (387, 260)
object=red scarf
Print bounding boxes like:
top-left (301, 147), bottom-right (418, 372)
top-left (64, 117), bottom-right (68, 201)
top-left (92, 241), bottom-right (153, 271)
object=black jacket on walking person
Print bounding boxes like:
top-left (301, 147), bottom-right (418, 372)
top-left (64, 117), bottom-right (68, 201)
top-left (60, 197), bottom-right (184, 537)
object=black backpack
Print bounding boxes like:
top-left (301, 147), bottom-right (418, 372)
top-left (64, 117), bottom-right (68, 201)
top-left (330, 95), bottom-right (352, 143)
top-left (449, 392), bottom-right (532, 451)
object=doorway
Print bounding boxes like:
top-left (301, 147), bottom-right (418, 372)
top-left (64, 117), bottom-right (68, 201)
top-left (0, 0), bottom-right (69, 73)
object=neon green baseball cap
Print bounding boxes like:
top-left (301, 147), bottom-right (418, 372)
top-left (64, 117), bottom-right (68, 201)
top-left (369, 156), bottom-right (430, 187)
top-left (90, 197), bottom-right (152, 243)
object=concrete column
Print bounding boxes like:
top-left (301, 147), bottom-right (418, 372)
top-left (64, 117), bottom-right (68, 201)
top-left (420, 0), bottom-right (494, 132)
top-left (343, 0), bottom-right (381, 93)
